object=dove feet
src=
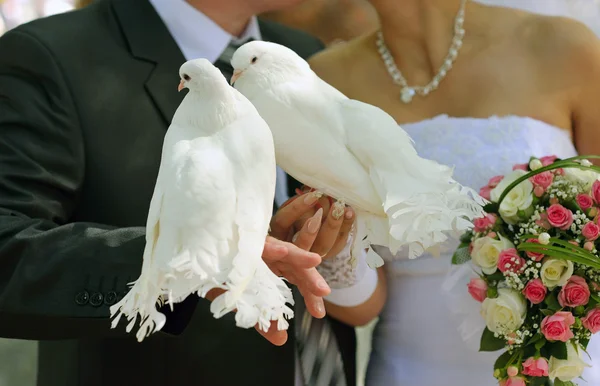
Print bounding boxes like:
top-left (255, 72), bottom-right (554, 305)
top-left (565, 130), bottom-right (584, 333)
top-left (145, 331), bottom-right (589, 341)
top-left (332, 199), bottom-right (346, 220)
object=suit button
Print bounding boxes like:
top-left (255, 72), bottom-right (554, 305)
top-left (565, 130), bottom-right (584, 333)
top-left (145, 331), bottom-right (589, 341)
top-left (104, 291), bottom-right (118, 305)
top-left (89, 292), bottom-right (104, 307)
top-left (75, 290), bottom-right (90, 305)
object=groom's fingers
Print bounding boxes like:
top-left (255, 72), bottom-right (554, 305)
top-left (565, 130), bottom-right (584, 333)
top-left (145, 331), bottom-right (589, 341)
top-left (255, 322), bottom-right (288, 346)
top-left (297, 284), bottom-right (326, 319)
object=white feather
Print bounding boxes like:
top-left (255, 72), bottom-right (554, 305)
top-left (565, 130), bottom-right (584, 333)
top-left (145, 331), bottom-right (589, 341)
top-left (232, 42), bottom-right (486, 269)
top-left (109, 59), bottom-right (293, 342)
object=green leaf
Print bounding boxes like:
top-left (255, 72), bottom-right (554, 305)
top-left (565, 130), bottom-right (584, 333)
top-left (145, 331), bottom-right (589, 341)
top-left (555, 379), bottom-right (576, 386)
top-left (460, 231), bottom-right (473, 244)
top-left (530, 377), bottom-right (550, 386)
top-left (480, 328), bottom-right (506, 352)
top-left (487, 271), bottom-right (505, 283)
top-left (483, 202), bottom-right (498, 213)
top-left (493, 350), bottom-right (513, 370)
top-left (540, 308), bottom-right (555, 316)
top-left (581, 336), bottom-right (591, 350)
top-left (545, 292), bottom-right (562, 311)
top-left (452, 246), bottom-right (471, 265)
top-left (526, 333), bottom-right (544, 347)
top-left (547, 341), bottom-right (568, 360)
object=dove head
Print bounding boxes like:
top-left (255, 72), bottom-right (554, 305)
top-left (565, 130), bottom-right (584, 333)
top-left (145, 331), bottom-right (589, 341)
top-left (178, 58), bottom-right (228, 94)
top-left (230, 41), bottom-right (312, 90)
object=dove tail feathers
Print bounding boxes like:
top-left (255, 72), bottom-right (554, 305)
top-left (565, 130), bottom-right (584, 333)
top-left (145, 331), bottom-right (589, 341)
top-left (109, 227), bottom-right (208, 343)
top-left (210, 229), bottom-right (294, 332)
top-left (109, 272), bottom-right (170, 343)
top-left (362, 162), bottom-right (486, 263)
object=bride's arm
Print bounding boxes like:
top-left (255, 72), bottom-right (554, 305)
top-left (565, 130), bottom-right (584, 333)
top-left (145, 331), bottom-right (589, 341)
top-left (316, 241), bottom-right (387, 326)
top-left (571, 23), bottom-right (600, 157)
top-left (325, 266), bottom-right (387, 327)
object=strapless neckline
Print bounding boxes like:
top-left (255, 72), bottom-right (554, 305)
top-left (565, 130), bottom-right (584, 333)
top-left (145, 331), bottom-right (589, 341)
top-left (401, 114), bottom-right (572, 137)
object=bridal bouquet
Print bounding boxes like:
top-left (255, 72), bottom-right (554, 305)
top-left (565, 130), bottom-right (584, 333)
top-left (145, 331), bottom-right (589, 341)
top-left (452, 155), bottom-right (600, 386)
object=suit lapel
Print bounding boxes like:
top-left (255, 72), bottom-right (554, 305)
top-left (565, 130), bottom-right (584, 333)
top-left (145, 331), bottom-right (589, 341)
top-left (111, 0), bottom-right (186, 125)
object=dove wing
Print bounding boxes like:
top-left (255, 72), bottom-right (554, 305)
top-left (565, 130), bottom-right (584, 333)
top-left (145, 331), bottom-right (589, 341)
top-left (257, 79), bottom-right (383, 214)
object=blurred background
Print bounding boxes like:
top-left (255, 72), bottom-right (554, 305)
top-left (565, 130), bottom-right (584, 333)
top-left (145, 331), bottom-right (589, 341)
top-left (0, 2), bottom-right (377, 386)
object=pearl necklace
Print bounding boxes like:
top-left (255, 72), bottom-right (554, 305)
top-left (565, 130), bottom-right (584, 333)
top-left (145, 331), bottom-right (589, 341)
top-left (376, 0), bottom-right (468, 104)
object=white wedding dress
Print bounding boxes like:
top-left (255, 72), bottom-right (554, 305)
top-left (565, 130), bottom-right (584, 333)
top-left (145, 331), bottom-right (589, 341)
top-left (366, 2), bottom-right (600, 384)
top-left (366, 116), bottom-right (600, 385)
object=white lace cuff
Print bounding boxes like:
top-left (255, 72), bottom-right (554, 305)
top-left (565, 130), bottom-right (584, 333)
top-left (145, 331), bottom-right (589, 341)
top-left (317, 235), bottom-right (378, 307)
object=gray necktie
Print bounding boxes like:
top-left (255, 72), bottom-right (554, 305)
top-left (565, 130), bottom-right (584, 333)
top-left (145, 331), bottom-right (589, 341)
top-left (215, 38), bottom-right (250, 81)
top-left (295, 293), bottom-right (347, 386)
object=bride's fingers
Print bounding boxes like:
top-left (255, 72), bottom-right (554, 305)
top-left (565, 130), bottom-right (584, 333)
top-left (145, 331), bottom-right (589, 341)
top-left (325, 207), bottom-right (355, 259)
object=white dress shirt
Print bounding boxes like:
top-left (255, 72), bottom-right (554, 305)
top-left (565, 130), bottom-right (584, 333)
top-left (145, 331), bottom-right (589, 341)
top-left (148, 1), bottom-right (299, 383)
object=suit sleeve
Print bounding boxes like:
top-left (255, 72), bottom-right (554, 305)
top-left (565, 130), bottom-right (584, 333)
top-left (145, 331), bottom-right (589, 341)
top-left (0, 29), bottom-right (196, 340)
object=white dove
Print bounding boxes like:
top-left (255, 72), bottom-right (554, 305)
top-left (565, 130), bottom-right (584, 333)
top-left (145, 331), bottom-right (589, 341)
top-left (231, 41), bottom-right (486, 268)
top-left (109, 58), bottom-right (293, 342)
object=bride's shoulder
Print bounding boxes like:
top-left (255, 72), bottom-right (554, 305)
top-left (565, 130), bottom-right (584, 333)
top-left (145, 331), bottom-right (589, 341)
top-left (516, 13), bottom-right (600, 76)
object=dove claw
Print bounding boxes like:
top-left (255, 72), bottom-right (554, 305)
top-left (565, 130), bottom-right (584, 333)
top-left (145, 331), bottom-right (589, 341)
top-left (332, 199), bottom-right (346, 220)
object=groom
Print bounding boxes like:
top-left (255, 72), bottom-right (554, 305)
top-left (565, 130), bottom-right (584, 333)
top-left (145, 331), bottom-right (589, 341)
top-left (0, 0), bottom-right (356, 385)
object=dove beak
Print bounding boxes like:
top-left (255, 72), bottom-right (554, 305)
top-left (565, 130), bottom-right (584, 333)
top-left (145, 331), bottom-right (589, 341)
top-left (178, 80), bottom-right (185, 92)
top-left (230, 70), bottom-right (243, 86)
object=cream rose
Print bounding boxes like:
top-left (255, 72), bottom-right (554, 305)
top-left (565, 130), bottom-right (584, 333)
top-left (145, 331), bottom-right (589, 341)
top-left (563, 167), bottom-right (599, 191)
top-left (540, 258), bottom-right (574, 289)
top-left (490, 170), bottom-right (534, 224)
top-left (549, 342), bottom-right (590, 382)
top-left (481, 288), bottom-right (527, 334)
top-left (471, 234), bottom-right (515, 275)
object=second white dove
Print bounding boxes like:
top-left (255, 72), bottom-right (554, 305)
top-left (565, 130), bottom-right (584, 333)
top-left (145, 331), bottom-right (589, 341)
top-left (231, 41), bottom-right (486, 268)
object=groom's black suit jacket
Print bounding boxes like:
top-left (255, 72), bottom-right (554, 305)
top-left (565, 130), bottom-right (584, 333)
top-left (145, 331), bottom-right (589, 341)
top-left (0, 1), bottom-right (356, 385)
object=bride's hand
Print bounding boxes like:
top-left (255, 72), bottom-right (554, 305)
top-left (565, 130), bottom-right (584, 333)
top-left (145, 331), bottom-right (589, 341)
top-left (291, 186), bottom-right (355, 259)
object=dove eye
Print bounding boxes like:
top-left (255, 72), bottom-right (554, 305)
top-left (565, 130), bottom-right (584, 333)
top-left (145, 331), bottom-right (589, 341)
top-left (183, 74), bottom-right (191, 81)
top-left (251, 56), bottom-right (258, 64)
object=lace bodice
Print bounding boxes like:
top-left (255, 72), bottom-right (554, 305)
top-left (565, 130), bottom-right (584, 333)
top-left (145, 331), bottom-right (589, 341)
top-left (385, 115), bottom-right (577, 276)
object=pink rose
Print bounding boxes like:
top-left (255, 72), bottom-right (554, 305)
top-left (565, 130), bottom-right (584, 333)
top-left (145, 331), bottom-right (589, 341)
top-left (558, 276), bottom-right (591, 308)
top-left (500, 377), bottom-right (526, 386)
top-left (497, 248), bottom-right (526, 274)
top-left (522, 279), bottom-right (547, 304)
top-left (488, 175), bottom-right (504, 188)
top-left (592, 281), bottom-right (600, 292)
top-left (582, 308), bottom-right (600, 334)
top-left (541, 311), bottom-right (575, 342)
top-left (473, 213), bottom-right (496, 233)
top-left (513, 163), bottom-right (528, 171)
top-left (577, 194), bottom-right (594, 210)
top-left (525, 238), bottom-right (545, 261)
top-left (530, 171), bottom-right (554, 189)
top-left (467, 278), bottom-right (488, 302)
top-left (522, 357), bottom-right (549, 377)
top-left (540, 155), bottom-right (558, 166)
top-left (546, 204), bottom-right (574, 230)
top-left (583, 222), bottom-right (600, 241)
top-left (593, 180), bottom-right (600, 203)
top-left (479, 186), bottom-right (492, 201)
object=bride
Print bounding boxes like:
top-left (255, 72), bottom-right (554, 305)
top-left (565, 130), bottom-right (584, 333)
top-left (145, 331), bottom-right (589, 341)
top-left (310, 0), bottom-right (600, 384)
